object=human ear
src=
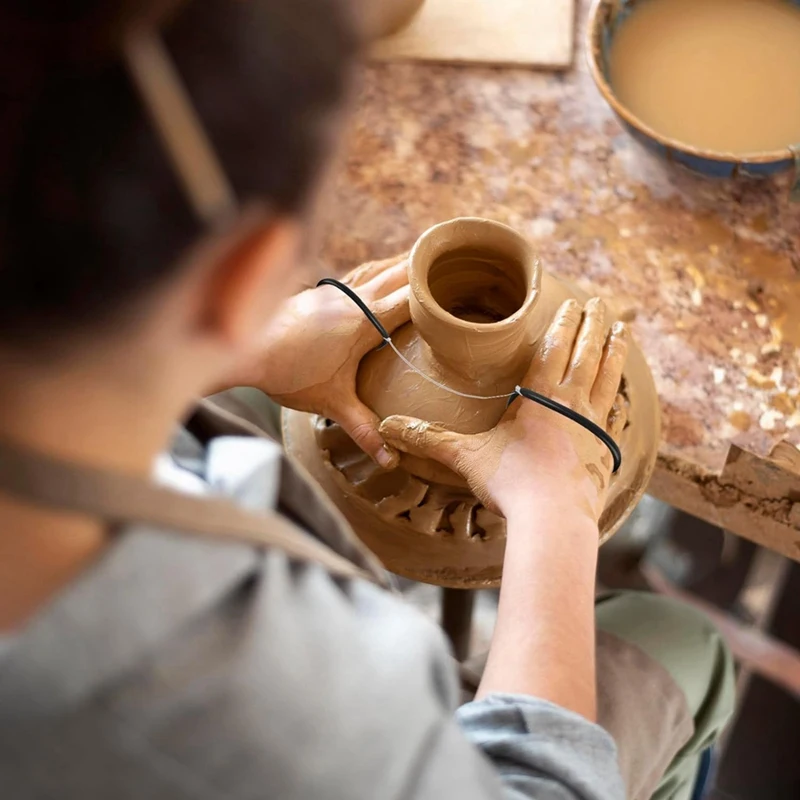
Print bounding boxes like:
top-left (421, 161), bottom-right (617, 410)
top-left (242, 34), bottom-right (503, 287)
top-left (203, 217), bottom-right (302, 347)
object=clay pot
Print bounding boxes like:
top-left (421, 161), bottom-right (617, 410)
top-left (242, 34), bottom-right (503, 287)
top-left (283, 217), bottom-right (661, 588)
top-left (358, 0), bottom-right (426, 39)
top-left (358, 218), bottom-right (548, 486)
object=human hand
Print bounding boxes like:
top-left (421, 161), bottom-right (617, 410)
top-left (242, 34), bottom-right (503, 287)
top-left (379, 298), bottom-right (629, 523)
top-left (243, 255), bottom-right (410, 468)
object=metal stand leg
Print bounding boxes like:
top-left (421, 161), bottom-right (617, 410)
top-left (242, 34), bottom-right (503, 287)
top-left (441, 588), bottom-right (475, 662)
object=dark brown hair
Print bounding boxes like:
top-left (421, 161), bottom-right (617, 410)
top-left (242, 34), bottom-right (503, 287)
top-left (0, 0), bottom-right (358, 345)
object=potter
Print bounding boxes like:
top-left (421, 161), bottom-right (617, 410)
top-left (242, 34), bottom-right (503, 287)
top-left (2, 4), bottom-right (733, 800)
top-left (284, 217), bottom-right (661, 588)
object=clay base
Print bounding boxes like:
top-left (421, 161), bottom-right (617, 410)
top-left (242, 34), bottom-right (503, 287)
top-left (283, 409), bottom-right (507, 587)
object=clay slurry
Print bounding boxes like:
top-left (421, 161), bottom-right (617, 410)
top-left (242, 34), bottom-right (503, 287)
top-left (427, 247), bottom-right (527, 324)
top-left (608, 0), bottom-right (800, 154)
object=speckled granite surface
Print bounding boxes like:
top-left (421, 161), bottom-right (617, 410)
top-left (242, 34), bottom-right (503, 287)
top-left (317, 4), bottom-right (800, 541)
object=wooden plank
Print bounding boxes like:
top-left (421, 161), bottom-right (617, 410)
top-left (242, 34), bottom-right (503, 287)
top-left (736, 549), bottom-right (791, 626)
top-left (370, 0), bottom-right (576, 69)
top-left (649, 442), bottom-right (800, 564)
top-left (721, 549), bottom-right (791, 752)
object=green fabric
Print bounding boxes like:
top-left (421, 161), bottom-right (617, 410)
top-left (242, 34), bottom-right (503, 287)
top-left (596, 592), bottom-right (736, 800)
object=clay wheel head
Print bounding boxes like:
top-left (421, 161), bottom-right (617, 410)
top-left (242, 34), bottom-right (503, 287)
top-left (283, 335), bottom-right (659, 588)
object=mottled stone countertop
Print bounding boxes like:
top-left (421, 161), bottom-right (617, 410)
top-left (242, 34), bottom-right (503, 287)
top-left (319, 5), bottom-right (800, 558)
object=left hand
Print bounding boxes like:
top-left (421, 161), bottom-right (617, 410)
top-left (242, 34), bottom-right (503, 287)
top-left (240, 255), bottom-right (411, 468)
top-left (379, 298), bottom-right (629, 522)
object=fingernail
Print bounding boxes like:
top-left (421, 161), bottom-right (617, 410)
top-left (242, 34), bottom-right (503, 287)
top-left (376, 444), bottom-right (396, 469)
top-left (378, 417), bottom-right (396, 436)
top-left (612, 321), bottom-right (627, 336)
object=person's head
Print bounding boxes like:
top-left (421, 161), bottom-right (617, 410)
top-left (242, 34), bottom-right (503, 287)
top-left (0, 0), bottom-right (360, 396)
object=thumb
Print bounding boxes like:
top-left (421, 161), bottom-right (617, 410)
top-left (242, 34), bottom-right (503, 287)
top-left (335, 398), bottom-right (400, 470)
top-left (373, 286), bottom-right (411, 337)
top-left (379, 415), bottom-right (465, 472)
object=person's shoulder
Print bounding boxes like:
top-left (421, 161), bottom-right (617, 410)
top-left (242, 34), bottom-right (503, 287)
top-left (1, 519), bottom-right (460, 799)
top-left (103, 539), bottom-right (459, 799)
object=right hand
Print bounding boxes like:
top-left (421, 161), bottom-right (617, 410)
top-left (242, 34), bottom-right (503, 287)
top-left (379, 298), bottom-right (629, 524)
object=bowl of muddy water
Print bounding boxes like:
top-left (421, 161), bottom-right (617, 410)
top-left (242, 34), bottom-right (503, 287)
top-left (587, 0), bottom-right (800, 184)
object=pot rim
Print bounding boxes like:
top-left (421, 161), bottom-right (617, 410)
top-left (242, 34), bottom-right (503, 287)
top-left (409, 216), bottom-right (542, 334)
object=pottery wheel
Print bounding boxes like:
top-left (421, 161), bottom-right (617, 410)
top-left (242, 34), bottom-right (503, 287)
top-left (282, 277), bottom-right (660, 590)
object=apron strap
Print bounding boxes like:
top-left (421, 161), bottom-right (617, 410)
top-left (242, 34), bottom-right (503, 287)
top-left (0, 436), bottom-right (385, 587)
top-left (190, 396), bottom-right (390, 583)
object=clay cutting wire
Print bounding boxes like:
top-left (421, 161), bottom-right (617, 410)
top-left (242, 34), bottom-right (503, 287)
top-left (317, 277), bottom-right (622, 473)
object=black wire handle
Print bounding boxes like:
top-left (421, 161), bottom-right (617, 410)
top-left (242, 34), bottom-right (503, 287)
top-left (508, 387), bottom-right (622, 473)
top-left (317, 278), bottom-right (390, 349)
top-left (316, 277), bottom-right (622, 473)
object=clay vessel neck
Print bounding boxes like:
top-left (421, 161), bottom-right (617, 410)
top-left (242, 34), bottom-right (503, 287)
top-left (409, 218), bottom-right (541, 384)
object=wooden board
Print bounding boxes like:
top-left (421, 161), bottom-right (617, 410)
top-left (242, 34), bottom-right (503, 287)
top-left (369, 0), bottom-right (576, 69)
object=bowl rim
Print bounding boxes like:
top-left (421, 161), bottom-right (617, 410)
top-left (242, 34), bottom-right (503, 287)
top-left (585, 0), bottom-right (797, 166)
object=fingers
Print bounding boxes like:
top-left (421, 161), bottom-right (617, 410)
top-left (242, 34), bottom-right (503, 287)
top-left (608, 393), bottom-right (628, 439)
top-left (335, 398), bottom-right (399, 469)
top-left (525, 299), bottom-right (582, 386)
top-left (379, 415), bottom-right (465, 472)
top-left (563, 297), bottom-right (607, 388)
top-left (363, 259), bottom-right (409, 298)
top-left (591, 321), bottom-right (629, 413)
top-left (372, 285), bottom-right (411, 336)
top-left (342, 253), bottom-right (409, 289)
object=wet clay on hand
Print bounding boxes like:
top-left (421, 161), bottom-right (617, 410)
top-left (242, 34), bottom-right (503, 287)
top-left (380, 298), bottom-right (630, 524)
top-left (283, 218), bottom-right (660, 588)
top-left (249, 254), bottom-right (410, 468)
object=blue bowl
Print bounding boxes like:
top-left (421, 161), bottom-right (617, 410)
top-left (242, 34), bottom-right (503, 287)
top-left (586, 0), bottom-right (800, 189)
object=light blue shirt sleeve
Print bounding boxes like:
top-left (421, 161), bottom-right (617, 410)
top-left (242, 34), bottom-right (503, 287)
top-left (456, 695), bottom-right (626, 799)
